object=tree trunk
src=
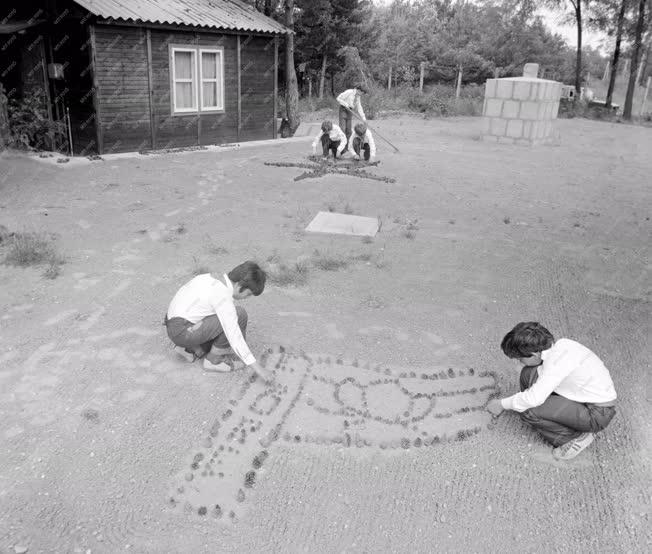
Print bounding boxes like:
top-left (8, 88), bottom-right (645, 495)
top-left (284, 0), bottom-right (300, 134)
top-left (574, 1), bottom-right (583, 95)
top-left (318, 53), bottom-right (327, 99)
top-left (624, 0), bottom-right (648, 119)
top-left (606, 0), bottom-right (627, 108)
top-left (387, 66), bottom-right (392, 90)
top-left (639, 38), bottom-right (651, 85)
top-left (0, 83), bottom-right (10, 150)
top-left (419, 62), bottom-right (425, 93)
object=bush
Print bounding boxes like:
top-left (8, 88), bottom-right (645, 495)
top-left (8, 89), bottom-right (66, 151)
top-left (3, 230), bottom-right (66, 278)
top-left (297, 82), bottom-right (484, 120)
top-left (405, 84), bottom-right (484, 117)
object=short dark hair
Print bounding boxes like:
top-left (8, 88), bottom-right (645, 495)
top-left (354, 84), bottom-right (368, 94)
top-left (354, 122), bottom-right (367, 135)
top-left (228, 261), bottom-right (266, 296)
top-left (501, 322), bottom-right (554, 358)
top-left (321, 120), bottom-right (333, 133)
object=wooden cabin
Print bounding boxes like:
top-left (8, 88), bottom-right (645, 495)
top-left (0, 0), bottom-right (287, 155)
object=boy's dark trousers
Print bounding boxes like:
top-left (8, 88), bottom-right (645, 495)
top-left (339, 105), bottom-right (352, 141)
top-left (518, 365), bottom-right (616, 447)
top-left (321, 134), bottom-right (341, 158)
top-left (165, 306), bottom-right (248, 355)
top-left (352, 136), bottom-right (371, 160)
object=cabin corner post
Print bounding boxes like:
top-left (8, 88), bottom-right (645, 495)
top-left (146, 28), bottom-right (156, 149)
top-left (88, 24), bottom-right (104, 154)
top-left (273, 35), bottom-right (278, 139)
top-left (236, 34), bottom-right (242, 142)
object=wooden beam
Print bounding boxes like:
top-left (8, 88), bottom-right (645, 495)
top-left (273, 36), bottom-right (278, 139)
top-left (146, 28), bottom-right (156, 149)
top-left (88, 24), bottom-right (104, 154)
top-left (236, 34), bottom-right (241, 141)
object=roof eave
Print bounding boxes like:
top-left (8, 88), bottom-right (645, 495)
top-left (94, 16), bottom-right (290, 35)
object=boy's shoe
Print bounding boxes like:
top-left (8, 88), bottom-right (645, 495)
top-left (203, 357), bottom-right (232, 373)
top-left (174, 346), bottom-right (201, 363)
top-left (552, 433), bottom-right (595, 461)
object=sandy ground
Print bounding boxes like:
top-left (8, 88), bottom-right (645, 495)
top-left (0, 116), bottom-right (650, 553)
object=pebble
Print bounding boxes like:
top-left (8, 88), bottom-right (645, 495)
top-left (14, 546), bottom-right (28, 554)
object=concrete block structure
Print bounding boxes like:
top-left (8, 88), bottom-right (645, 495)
top-left (481, 64), bottom-right (562, 145)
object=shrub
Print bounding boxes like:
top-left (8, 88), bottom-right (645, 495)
top-left (8, 89), bottom-right (66, 151)
top-left (3, 231), bottom-right (66, 278)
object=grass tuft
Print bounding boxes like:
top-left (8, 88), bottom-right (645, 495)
top-left (3, 231), bottom-right (66, 278)
top-left (267, 258), bottom-right (310, 287)
top-left (311, 249), bottom-right (349, 271)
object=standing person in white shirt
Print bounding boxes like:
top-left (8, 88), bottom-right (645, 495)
top-left (336, 84), bottom-right (367, 142)
top-left (487, 321), bottom-right (616, 460)
top-left (348, 122), bottom-right (376, 162)
top-left (165, 261), bottom-right (272, 381)
top-left (311, 120), bottom-right (347, 159)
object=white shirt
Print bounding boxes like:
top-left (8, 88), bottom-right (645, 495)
top-left (167, 274), bottom-right (255, 365)
top-left (501, 338), bottom-right (617, 412)
top-left (347, 129), bottom-right (376, 160)
top-left (312, 124), bottom-right (347, 155)
top-left (336, 89), bottom-right (366, 120)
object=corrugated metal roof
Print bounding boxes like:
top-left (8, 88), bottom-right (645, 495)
top-left (72, 0), bottom-right (288, 34)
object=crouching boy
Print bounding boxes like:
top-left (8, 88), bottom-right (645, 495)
top-left (164, 261), bottom-right (272, 382)
top-left (312, 120), bottom-right (347, 159)
top-left (487, 322), bottom-right (616, 460)
top-left (348, 122), bottom-right (376, 162)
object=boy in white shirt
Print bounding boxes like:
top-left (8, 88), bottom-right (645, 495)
top-left (165, 261), bottom-right (272, 381)
top-left (336, 84), bottom-right (367, 141)
top-left (312, 120), bottom-right (347, 159)
top-left (487, 322), bottom-right (616, 460)
top-left (348, 123), bottom-right (376, 162)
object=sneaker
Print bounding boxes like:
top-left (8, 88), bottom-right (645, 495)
top-left (203, 358), bottom-right (232, 373)
top-left (174, 346), bottom-right (197, 363)
top-left (552, 433), bottom-right (595, 461)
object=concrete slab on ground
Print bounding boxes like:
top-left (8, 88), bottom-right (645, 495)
top-left (305, 211), bottom-right (380, 236)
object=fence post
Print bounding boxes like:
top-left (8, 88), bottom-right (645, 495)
top-left (640, 76), bottom-right (651, 116)
top-left (455, 66), bottom-right (462, 99)
top-left (308, 79), bottom-right (312, 100)
top-left (602, 62), bottom-right (610, 81)
top-left (419, 62), bottom-right (425, 93)
top-left (387, 66), bottom-right (392, 91)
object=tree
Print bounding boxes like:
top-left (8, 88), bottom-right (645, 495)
top-left (547, 0), bottom-right (587, 93)
top-left (295, 0), bottom-right (370, 96)
top-left (284, 0), bottom-right (300, 134)
top-left (623, 0), bottom-right (648, 118)
top-left (606, 0), bottom-right (629, 108)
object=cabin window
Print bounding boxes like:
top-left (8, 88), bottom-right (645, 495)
top-left (170, 45), bottom-right (224, 114)
top-left (200, 49), bottom-right (224, 111)
top-left (171, 48), bottom-right (197, 112)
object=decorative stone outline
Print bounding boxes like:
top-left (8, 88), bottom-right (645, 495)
top-left (168, 345), bottom-right (497, 521)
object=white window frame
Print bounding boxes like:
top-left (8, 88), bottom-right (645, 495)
top-left (170, 47), bottom-right (198, 114)
top-left (199, 48), bottom-right (225, 112)
top-left (169, 45), bottom-right (225, 115)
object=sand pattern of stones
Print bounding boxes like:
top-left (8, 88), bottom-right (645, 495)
top-left (169, 346), bottom-right (497, 520)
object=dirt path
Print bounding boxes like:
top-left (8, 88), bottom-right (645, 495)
top-left (0, 116), bottom-right (650, 553)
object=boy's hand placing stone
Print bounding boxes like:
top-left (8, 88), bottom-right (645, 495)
top-left (487, 398), bottom-right (504, 416)
top-left (249, 361), bottom-right (274, 383)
